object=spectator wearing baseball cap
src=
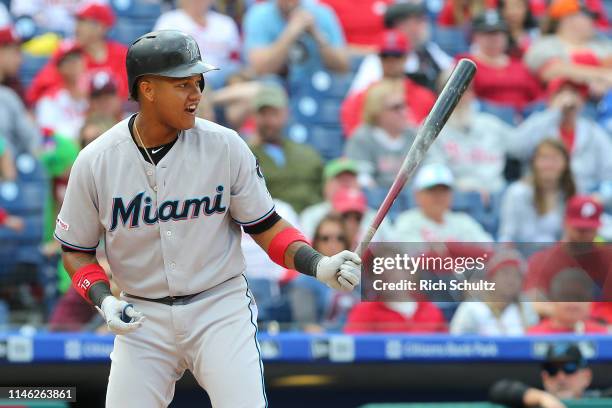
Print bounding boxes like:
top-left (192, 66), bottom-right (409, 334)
top-left (34, 43), bottom-right (88, 141)
top-left (249, 84), bottom-right (324, 213)
top-left (393, 163), bottom-right (493, 242)
top-left (0, 25), bottom-right (25, 101)
top-left (27, 3), bottom-right (128, 105)
top-left (463, 10), bottom-right (542, 113)
top-left (525, 196), bottom-right (612, 308)
top-left (88, 71), bottom-right (123, 122)
top-left (341, 29), bottom-right (437, 137)
top-left (299, 158), bottom-right (395, 242)
top-left (514, 69), bottom-right (612, 207)
top-left (524, 0), bottom-right (612, 90)
top-left (450, 249), bottom-right (539, 336)
top-left (489, 343), bottom-right (610, 407)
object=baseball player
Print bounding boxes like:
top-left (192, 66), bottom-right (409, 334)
top-left (54, 30), bottom-right (361, 408)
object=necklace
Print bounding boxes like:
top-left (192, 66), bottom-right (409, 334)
top-left (133, 116), bottom-right (156, 165)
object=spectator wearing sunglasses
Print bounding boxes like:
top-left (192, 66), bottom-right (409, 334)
top-left (489, 343), bottom-right (610, 407)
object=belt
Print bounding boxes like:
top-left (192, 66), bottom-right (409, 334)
top-left (125, 291), bottom-right (205, 306)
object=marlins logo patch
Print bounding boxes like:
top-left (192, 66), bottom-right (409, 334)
top-left (256, 159), bottom-right (264, 179)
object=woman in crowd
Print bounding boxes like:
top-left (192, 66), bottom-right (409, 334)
top-left (450, 250), bottom-right (539, 336)
top-left (499, 138), bottom-right (575, 243)
top-left (497, 0), bottom-right (539, 58)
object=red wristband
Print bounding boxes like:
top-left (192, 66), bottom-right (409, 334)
top-left (72, 264), bottom-right (109, 304)
top-left (0, 208), bottom-right (7, 225)
top-left (267, 227), bottom-right (309, 268)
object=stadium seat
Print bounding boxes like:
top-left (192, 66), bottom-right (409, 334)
top-left (477, 100), bottom-right (517, 125)
top-left (108, 18), bottom-right (156, 45)
top-left (0, 214), bottom-right (43, 244)
top-left (15, 153), bottom-right (47, 182)
top-left (287, 123), bottom-right (344, 161)
top-left (307, 71), bottom-right (353, 99)
top-left (430, 26), bottom-right (469, 57)
top-left (110, 0), bottom-right (162, 19)
top-left (0, 180), bottom-right (47, 215)
top-left (19, 53), bottom-right (50, 89)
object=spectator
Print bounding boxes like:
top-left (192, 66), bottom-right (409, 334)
top-left (242, 0), bottom-right (349, 84)
top-left (450, 250), bottom-right (539, 336)
top-left (528, 297), bottom-right (607, 335)
top-left (289, 213), bottom-right (351, 328)
top-left (320, 0), bottom-right (394, 55)
top-left (87, 71), bottom-right (124, 123)
top-left (426, 73), bottom-right (513, 196)
top-left (154, 0), bottom-right (242, 89)
top-left (299, 158), bottom-right (394, 241)
top-left (525, 195), bottom-right (612, 309)
top-left (0, 135), bottom-right (16, 181)
top-left (35, 43), bottom-right (88, 140)
top-left (27, 3), bottom-right (129, 105)
top-left (341, 30), bottom-right (436, 136)
top-left (249, 83), bottom-right (323, 212)
top-left (514, 78), bottom-right (612, 206)
top-left (0, 26), bottom-right (25, 102)
top-left (546, 0), bottom-right (609, 31)
top-left (499, 139), bottom-right (576, 243)
top-left (437, 0), bottom-right (488, 27)
top-left (349, 1), bottom-right (453, 93)
top-left (0, 84), bottom-right (41, 154)
top-left (466, 10), bottom-right (542, 113)
top-left (497, 0), bottom-right (539, 58)
top-left (490, 343), bottom-right (604, 407)
top-left (524, 0), bottom-right (612, 92)
top-left (345, 80), bottom-right (417, 189)
top-left (0, 207), bottom-right (24, 232)
top-left (393, 163), bottom-right (494, 242)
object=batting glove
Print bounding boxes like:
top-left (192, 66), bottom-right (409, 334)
top-left (316, 250), bottom-right (361, 291)
top-left (97, 296), bottom-right (145, 335)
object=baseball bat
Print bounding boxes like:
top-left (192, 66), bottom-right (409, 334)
top-left (355, 58), bottom-right (477, 257)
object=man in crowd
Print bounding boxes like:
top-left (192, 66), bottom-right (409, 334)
top-left (0, 25), bottom-right (24, 101)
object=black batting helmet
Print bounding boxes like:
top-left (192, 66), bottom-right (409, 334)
top-left (126, 30), bottom-right (218, 100)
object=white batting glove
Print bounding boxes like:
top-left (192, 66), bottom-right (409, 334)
top-left (316, 250), bottom-right (361, 291)
top-left (97, 296), bottom-right (145, 335)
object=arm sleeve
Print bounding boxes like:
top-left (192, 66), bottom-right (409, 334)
top-left (523, 37), bottom-right (565, 73)
top-left (510, 110), bottom-right (561, 160)
top-left (489, 379), bottom-right (530, 408)
top-left (243, 6), bottom-right (275, 54)
top-left (53, 152), bottom-right (102, 250)
top-left (228, 132), bottom-right (276, 226)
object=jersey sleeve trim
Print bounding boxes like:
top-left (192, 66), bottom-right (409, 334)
top-left (54, 233), bottom-right (99, 251)
top-left (232, 205), bottom-right (276, 226)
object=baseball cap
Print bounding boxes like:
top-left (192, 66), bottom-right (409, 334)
top-left (549, 0), bottom-right (598, 20)
top-left (0, 26), bottom-right (20, 46)
top-left (324, 158), bottom-right (358, 181)
top-left (253, 83), bottom-right (288, 110)
top-left (565, 195), bottom-right (603, 229)
top-left (53, 42), bottom-right (83, 65)
top-left (89, 71), bottom-right (118, 97)
top-left (378, 29), bottom-right (410, 56)
top-left (76, 3), bottom-right (116, 28)
top-left (413, 163), bottom-right (454, 191)
top-left (384, 1), bottom-right (427, 28)
top-left (485, 249), bottom-right (525, 279)
top-left (332, 187), bottom-right (367, 215)
top-left (472, 10), bottom-right (509, 33)
top-left (544, 343), bottom-right (587, 367)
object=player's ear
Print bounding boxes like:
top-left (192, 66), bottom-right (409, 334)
top-left (138, 78), bottom-right (155, 103)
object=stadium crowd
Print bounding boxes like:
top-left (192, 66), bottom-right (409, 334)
top-left (0, 0), bottom-right (611, 350)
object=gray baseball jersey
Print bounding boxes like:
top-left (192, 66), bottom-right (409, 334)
top-left (54, 116), bottom-right (275, 299)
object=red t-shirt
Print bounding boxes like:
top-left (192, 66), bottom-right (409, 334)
top-left (524, 242), bottom-right (612, 300)
top-left (320, 0), bottom-right (392, 47)
top-left (591, 302), bottom-right (612, 324)
top-left (27, 41), bottom-right (129, 105)
top-left (560, 126), bottom-right (576, 152)
top-left (344, 301), bottom-right (447, 333)
top-left (467, 55), bottom-right (542, 111)
top-left (527, 318), bottom-right (608, 334)
top-left (340, 79), bottom-right (436, 137)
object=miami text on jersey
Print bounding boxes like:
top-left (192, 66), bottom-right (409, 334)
top-left (110, 186), bottom-right (227, 231)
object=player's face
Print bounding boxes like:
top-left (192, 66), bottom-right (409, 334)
top-left (542, 367), bottom-right (591, 399)
top-left (148, 75), bottom-right (203, 130)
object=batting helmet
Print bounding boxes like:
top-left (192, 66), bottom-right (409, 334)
top-left (126, 30), bottom-right (218, 100)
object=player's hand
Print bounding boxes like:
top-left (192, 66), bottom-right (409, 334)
top-left (97, 296), bottom-right (145, 335)
top-left (316, 250), bottom-right (361, 291)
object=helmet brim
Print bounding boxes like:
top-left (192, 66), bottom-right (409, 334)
top-left (155, 60), bottom-right (219, 79)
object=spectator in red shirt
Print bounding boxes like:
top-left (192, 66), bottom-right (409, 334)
top-left (497, 0), bottom-right (539, 58)
top-left (344, 300), bottom-right (447, 333)
top-left (341, 29), bottom-right (436, 137)
top-left (525, 196), bottom-right (612, 309)
top-left (527, 299), bottom-right (608, 334)
top-left (465, 10), bottom-right (542, 112)
top-left (0, 26), bottom-right (25, 102)
top-left (27, 3), bottom-right (129, 105)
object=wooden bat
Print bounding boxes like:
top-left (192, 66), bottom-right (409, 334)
top-left (356, 58), bottom-right (477, 257)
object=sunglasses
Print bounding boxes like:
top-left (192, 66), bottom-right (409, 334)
top-left (543, 362), bottom-right (582, 376)
top-left (317, 234), bottom-right (346, 243)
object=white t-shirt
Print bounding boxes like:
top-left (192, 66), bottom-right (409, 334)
top-left (393, 208), bottom-right (493, 242)
top-left (450, 301), bottom-right (539, 336)
top-left (154, 9), bottom-right (241, 73)
top-left (35, 88), bottom-right (88, 140)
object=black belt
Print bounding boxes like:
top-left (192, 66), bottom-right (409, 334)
top-left (125, 291), bottom-right (205, 306)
